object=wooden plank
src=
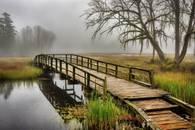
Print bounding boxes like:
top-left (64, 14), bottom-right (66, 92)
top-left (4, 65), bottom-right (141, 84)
top-left (164, 95), bottom-right (195, 115)
top-left (148, 110), bottom-right (192, 129)
top-left (132, 99), bottom-right (178, 111)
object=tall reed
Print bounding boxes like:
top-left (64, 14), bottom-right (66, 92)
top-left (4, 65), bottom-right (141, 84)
top-left (154, 72), bottom-right (195, 105)
top-left (86, 94), bottom-right (120, 130)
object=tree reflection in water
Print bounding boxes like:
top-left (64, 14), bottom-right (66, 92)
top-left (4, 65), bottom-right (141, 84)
top-left (0, 80), bottom-right (35, 100)
top-left (38, 72), bottom-right (86, 129)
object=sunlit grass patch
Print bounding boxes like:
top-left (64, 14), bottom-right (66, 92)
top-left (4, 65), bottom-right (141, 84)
top-left (154, 72), bottom-right (195, 105)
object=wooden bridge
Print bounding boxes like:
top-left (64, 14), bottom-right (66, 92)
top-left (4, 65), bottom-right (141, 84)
top-left (34, 54), bottom-right (195, 130)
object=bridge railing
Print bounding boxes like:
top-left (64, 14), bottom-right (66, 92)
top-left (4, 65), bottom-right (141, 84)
top-left (34, 54), bottom-right (107, 96)
top-left (47, 54), bottom-right (154, 88)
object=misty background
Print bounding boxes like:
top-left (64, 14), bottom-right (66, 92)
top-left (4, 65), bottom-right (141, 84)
top-left (0, 0), bottom-right (194, 56)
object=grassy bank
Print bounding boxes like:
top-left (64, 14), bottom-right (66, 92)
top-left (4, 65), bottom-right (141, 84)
top-left (0, 57), bottom-right (42, 80)
top-left (85, 53), bottom-right (195, 105)
top-left (86, 93), bottom-right (139, 129)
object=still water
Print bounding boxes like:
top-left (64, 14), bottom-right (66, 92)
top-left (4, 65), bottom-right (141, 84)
top-left (0, 72), bottom-right (85, 130)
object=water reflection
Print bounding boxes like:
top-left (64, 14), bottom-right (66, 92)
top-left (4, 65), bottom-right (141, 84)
top-left (0, 81), bottom-right (34, 100)
top-left (0, 72), bottom-right (86, 130)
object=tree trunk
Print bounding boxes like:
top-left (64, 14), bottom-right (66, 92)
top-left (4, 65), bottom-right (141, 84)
top-left (174, 0), bottom-right (180, 65)
top-left (194, 43), bottom-right (195, 57)
top-left (147, 33), bottom-right (165, 62)
top-left (152, 47), bottom-right (155, 62)
top-left (151, 39), bottom-right (165, 62)
top-left (178, 34), bottom-right (189, 64)
top-left (178, 0), bottom-right (195, 64)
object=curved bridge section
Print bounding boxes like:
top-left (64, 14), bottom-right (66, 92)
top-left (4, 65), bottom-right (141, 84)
top-left (35, 54), bottom-right (195, 130)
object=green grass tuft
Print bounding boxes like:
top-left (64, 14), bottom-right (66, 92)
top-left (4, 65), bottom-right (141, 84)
top-left (154, 72), bottom-right (195, 105)
top-left (0, 66), bottom-right (42, 80)
top-left (86, 94), bottom-right (122, 130)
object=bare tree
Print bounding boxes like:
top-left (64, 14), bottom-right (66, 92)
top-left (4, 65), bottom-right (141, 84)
top-left (85, 0), bottom-right (195, 65)
top-left (164, 0), bottom-right (195, 65)
top-left (84, 0), bottom-right (171, 62)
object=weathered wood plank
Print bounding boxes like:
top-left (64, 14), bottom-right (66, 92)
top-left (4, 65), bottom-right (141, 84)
top-left (132, 99), bottom-right (178, 111)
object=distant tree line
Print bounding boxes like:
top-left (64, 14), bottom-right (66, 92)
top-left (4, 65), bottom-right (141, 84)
top-left (0, 12), bottom-right (56, 56)
top-left (17, 25), bottom-right (56, 55)
top-left (84, 0), bottom-right (195, 65)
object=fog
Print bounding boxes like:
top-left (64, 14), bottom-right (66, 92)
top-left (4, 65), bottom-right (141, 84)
top-left (0, 0), bottom-right (194, 55)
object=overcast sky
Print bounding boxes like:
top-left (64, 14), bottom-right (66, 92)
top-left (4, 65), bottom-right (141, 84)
top-left (0, 0), bottom-right (194, 54)
top-left (0, 0), bottom-right (131, 53)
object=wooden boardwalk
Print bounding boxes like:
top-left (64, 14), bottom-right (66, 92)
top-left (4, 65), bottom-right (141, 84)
top-left (35, 54), bottom-right (195, 130)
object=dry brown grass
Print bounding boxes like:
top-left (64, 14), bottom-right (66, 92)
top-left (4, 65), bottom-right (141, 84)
top-left (0, 57), bottom-right (42, 80)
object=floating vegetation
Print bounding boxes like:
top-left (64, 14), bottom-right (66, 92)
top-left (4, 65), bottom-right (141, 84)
top-left (55, 105), bottom-right (86, 121)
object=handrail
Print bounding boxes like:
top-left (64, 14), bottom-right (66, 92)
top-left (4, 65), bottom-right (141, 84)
top-left (34, 54), bottom-right (107, 96)
top-left (46, 53), bottom-right (154, 87)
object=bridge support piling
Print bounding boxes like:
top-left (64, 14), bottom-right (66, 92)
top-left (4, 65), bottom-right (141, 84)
top-left (55, 58), bottom-right (58, 71)
top-left (60, 60), bottom-right (62, 72)
top-left (87, 73), bottom-right (90, 88)
top-left (50, 57), bottom-right (53, 71)
top-left (66, 63), bottom-right (68, 79)
top-left (73, 67), bottom-right (75, 81)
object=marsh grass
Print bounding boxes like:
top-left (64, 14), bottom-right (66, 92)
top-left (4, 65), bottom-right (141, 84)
top-left (85, 54), bottom-right (195, 105)
top-left (155, 72), bottom-right (195, 105)
top-left (86, 93), bottom-right (122, 130)
top-left (0, 57), bottom-right (42, 80)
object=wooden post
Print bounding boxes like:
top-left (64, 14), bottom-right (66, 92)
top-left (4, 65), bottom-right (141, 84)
top-left (84, 72), bottom-right (86, 85)
top-left (37, 56), bottom-right (40, 65)
top-left (39, 56), bottom-right (42, 64)
top-left (90, 59), bottom-right (92, 69)
top-left (97, 61), bottom-right (99, 72)
top-left (87, 59), bottom-right (90, 68)
top-left (70, 55), bottom-right (72, 63)
top-left (115, 65), bottom-right (118, 77)
top-left (106, 63), bottom-right (108, 73)
top-left (47, 56), bottom-right (50, 66)
top-left (47, 56), bottom-right (49, 66)
top-left (45, 56), bottom-right (47, 65)
top-left (81, 57), bottom-right (83, 66)
top-left (73, 66), bottom-right (75, 81)
top-left (76, 55), bottom-right (78, 64)
top-left (103, 77), bottom-right (107, 100)
top-left (66, 63), bottom-right (68, 77)
top-left (149, 70), bottom-right (154, 88)
top-left (65, 54), bottom-right (67, 62)
top-left (55, 58), bottom-right (58, 71)
top-left (60, 60), bottom-right (62, 72)
top-left (87, 73), bottom-right (90, 88)
top-left (51, 57), bottom-right (53, 68)
top-left (129, 68), bottom-right (132, 81)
